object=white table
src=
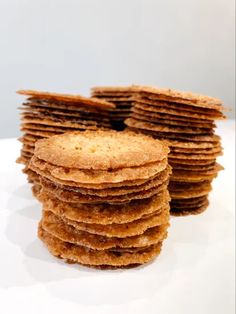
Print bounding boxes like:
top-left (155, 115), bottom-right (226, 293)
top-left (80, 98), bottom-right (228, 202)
top-left (0, 121), bottom-right (235, 314)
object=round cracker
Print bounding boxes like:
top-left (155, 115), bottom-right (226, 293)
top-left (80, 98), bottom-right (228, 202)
top-left (41, 210), bottom-right (169, 250)
top-left (171, 200), bottom-right (209, 216)
top-left (40, 178), bottom-right (169, 204)
top-left (39, 190), bottom-right (170, 224)
top-left (134, 103), bottom-right (225, 120)
top-left (30, 156), bottom-right (168, 184)
top-left (17, 89), bottom-right (115, 110)
top-left (125, 118), bottom-right (213, 134)
top-left (131, 113), bottom-right (215, 129)
top-left (34, 130), bottom-right (169, 170)
top-left (38, 225), bottom-right (163, 267)
top-left (52, 206), bottom-right (170, 238)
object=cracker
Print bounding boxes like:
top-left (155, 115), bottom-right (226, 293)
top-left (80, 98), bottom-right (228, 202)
top-left (17, 90), bottom-right (115, 110)
top-left (171, 197), bottom-right (208, 209)
top-left (21, 122), bottom-right (100, 131)
top-left (52, 167), bottom-right (170, 197)
top-left (40, 178), bottom-right (169, 204)
top-left (135, 97), bottom-right (224, 115)
top-left (125, 127), bottom-right (220, 142)
top-left (170, 185), bottom-right (212, 199)
top-left (170, 200), bottom-right (209, 216)
top-left (19, 137), bottom-right (35, 147)
top-left (32, 162), bottom-right (171, 196)
top-left (125, 118), bottom-right (214, 134)
top-left (168, 157), bottom-right (216, 165)
top-left (20, 133), bottom-right (43, 142)
top-left (16, 155), bottom-right (29, 165)
top-left (42, 210), bottom-right (169, 250)
top-left (131, 113), bottom-right (215, 129)
top-left (22, 144), bottom-right (34, 153)
top-left (133, 85), bottom-right (223, 109)
top-left (20, 104), bottom-right (111, 119)
top-left (131, 107), bottom-right (217, 124)
top-left (30, 156), bottom-right (167, 189)
top-left (49, 205), bottom-right (170, 237)
top-left (170, 164), bottom-right (223, 182)
top-left (39, 189), bottom-right (170, 224)
top-left (170, 195), bottom-right (207, 205)
top-left (170, 146), bottom-right (222, 154)
top-left (134, 103), bottom-right (225, 120)
top-left (169, 151), bottom-right (222, 160)
top-left (20, 128), bottom-right (60, 138)
top-left (171, 172), bottom-right (217, 183)
top-left (164, 139), bottom-right (221, 149)
top-left (169, 162), bottom-right (222, 172)
top-left (38, 225), bottom-right (162, 267)
top-left (91, 86), bottom-right (134, 95)
top-left (21, 114), bottom-right (111, 127)
top-left (34, 130), bottom-right (169, 170)
top-left (30, 155), bottom-right (168, 184)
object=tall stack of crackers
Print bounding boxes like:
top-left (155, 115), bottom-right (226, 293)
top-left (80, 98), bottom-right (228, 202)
top-left (17, 90), bottom-right (115, 185)
top-left (124, 86), bottom-right (225, 215)
top-left (91, 87), bottom-right (134, 130)
top-left (29, 130), bottom-right (171, 268)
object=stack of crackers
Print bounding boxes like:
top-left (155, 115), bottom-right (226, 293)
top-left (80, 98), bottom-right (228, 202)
top-left (17, 90), bottom-right (115, 184)
top-left (124, 86), bottom-right (225, 215)
top-left (91, 87), bottom-right (134, 130)
top-left (29, 130), bottom-right (171, 268)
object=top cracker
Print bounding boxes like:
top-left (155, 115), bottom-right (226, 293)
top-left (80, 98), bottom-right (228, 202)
top-left (17, 90), bottom-right (115, 110)
top-left (91, 86), bottom-right (134, 96)
top-left (133, 85), bottom-right (224, 110)
top-left (34, 129), bottom-right (169, 170)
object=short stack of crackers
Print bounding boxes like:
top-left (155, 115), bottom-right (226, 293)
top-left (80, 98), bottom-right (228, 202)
top-left (28, 130), bottom-right (171, 268)
top-left (17, 90), bottom-right (115, 185)
top-left (124, 86), bottom-right (225, 215)
top-left (91, 87), bottom-right (134, 130)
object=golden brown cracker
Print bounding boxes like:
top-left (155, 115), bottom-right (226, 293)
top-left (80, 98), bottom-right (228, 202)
top-left (17, 89), bottom-right (115, 110)
top-left (131, 113), bottom-right (215, 129)
top-left (170, 199), bottom-right (209, 216)
top-left (49, 205), bottom-right (170, 238)
top-left (34, 130), bottom-right (169, 170)
top-left (125, 118), bottom-right (214, 134)
top-left (38, 225), bottom-right (163, 267)
top-left (39, 190), bottom-right (170, 224)
top-left (30, 155), bottom-right (168, 184)
top-left (133, 103), bottom-right (225, 120)
top-left (41, 177), bottom-right (169, 204)
top-left (41, 210), bottom-right (169, 250)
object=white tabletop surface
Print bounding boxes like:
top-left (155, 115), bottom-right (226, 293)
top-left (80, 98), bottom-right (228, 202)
top-left (0, 121), bottom-right (235, 314)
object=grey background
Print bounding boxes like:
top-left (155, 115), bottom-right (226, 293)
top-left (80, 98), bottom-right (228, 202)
top-left (0, 0), bottom-right (235, 138)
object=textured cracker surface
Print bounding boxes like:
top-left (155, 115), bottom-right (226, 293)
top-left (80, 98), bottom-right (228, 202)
top-left (40, 178), bottom-right (169, 204)
top-left (133, 103), bottom-right (225, 120)
top-left (41, 210), bottom-right (169, 250)
top-left (39, 225), bottom-right (162, 267)
top-left (30, 155), bottom-right (168, 184)
top-left (39, 190), bottom-right (169, 224)
top-left (17, 90), bottom-right (115, 109)
top-left (34, 130), bottom-right (169, 170)
top-left (44, 206), bottom-right (170, 238)
top-left (125, 118), bottom-right (213, 134)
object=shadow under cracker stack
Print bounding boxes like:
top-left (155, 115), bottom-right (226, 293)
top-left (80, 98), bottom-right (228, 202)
top-left (29, 129), bottom-right (171, 268)
top-left (16, 89), bottom-right (115, 187)
top-left (123, 85), bottom-right (226, 216)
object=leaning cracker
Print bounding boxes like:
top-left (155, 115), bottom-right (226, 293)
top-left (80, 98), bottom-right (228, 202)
top-left (17, 89), bottom-right (115, 110)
